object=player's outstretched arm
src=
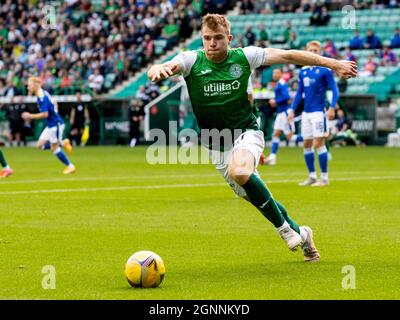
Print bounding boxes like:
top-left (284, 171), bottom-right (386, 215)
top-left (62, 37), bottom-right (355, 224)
top-left (264, 48), bottom-right (357, 79)
top-left (147, 61), bottom-right (182, 83)
top-left (22, 111), bottom-right (48, 120)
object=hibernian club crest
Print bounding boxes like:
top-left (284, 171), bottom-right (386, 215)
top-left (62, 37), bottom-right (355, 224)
top-left (229, 64), bottom-right (243, 78)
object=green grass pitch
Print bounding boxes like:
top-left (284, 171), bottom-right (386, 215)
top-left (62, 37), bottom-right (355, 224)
top-left (0, 146), bottom-right (399, 300)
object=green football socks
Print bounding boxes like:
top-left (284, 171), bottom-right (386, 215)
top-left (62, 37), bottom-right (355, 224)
top-left (242, 174), bottom-right (285, 228)
top-left (275, 200), bottom-right (300, 234)
top-left (242, 173), bottom-right (301, 234)
top-left (0, 150), bottom-right (8, 168)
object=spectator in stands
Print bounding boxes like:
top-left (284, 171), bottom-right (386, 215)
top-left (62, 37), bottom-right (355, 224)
top-left (323, 39), bottom-right (337, 58)
top-left (349, 29), bottom-right (363, 50)
top-left (283, 21), bottom-right (293, 43)
top-left (258, 23), bottom-right (269, 46)
top-left (178, 9), bottom-right (193, 40)
top-left (240, 0), bottom-right (255, 14)
top-left (287, 31), bottom-right (301, 49)
top-left (254, 0), bottom-right (273, 14)
top-left (380, 46), bottom-right (398, 66)
top-left (161, 15), bottom-right (180, 50)
top-left (359, 54), bottom-right (378, 77)
top-left (390, 28), bottom-right (400, 48)
top-left (363, 29), bottom-right (382, 49)
top-left (141, 34), bottom-right (155, 65)
top-left (245, 26), bottom-right (256, 46)
top-left (60, 70), bottom-right (73, 91)
top-left (310, 4), bottom-right (331, 26)
top-left (88, 68), bottom-right (104, 94)
top-left (343, 46), bottom-right (357, 62)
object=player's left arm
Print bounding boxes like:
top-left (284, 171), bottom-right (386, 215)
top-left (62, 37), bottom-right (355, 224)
top-left (22, 111), bottom-right (48, 120)
top-left (22, 96), bottom-right (49, 120)
top-left (325, 70), bottom-right (339, 120)
top-left (263, 48), bottom-right (357, 79)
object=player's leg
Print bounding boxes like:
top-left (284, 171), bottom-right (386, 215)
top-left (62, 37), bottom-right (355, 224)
top-left (226, 131), bottom-right (302, 251)
top-left (311, 112), bottom-right (329, 186)
top-left (62, 127), bottom-right (73, 155)
top-left (37, 127), bottom-right (51, 150)
top-left (265, 129), bottom-right (282, 165)
top-left (50, 125), bottom-right (75, 174)
top-left (265, 113), bottom-right (284, 165)
top-left (312, 137), bottom-right (328, 186)
top-left (0, 150), bottom-right (13, 178)
top-left (299, 112), bottom-right (317, 186)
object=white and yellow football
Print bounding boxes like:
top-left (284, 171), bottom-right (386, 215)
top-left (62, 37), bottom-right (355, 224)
top-left (124, 251), bottom-right (166, 288)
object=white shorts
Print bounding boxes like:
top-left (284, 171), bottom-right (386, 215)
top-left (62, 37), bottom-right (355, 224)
top-left (301, 111), bottom-right (327, 140)
top-left (209, 130), bottom-right (265, 198)
top-left (274, 112), bottom-right (295, 135)
top-left (39, 124), bottom-right (65, 144)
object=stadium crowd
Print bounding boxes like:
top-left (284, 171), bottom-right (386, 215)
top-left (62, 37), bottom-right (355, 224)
top-left (0, 0), bottom-right (234, 97)
top-left (240, 0), bottom-right (400, 15)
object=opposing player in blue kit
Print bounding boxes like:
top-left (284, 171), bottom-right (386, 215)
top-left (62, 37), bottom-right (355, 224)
top-left (22, 77), bottom-right (76, 174)
top-left (264, 68), bottom-right (303, 166)
top-left (288, 41), bottom-right (339, 186)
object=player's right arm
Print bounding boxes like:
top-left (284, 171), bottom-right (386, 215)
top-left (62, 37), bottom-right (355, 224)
top-left (147, 61), bottom-right (182, 83)
top-left (148, 51), bottom-right (197, 83)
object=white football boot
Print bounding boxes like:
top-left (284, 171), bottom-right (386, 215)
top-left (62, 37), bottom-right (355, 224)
top-left (300, 226), bottom-right (320, 262)
top-left (278, 224), bottom-right (303, 251)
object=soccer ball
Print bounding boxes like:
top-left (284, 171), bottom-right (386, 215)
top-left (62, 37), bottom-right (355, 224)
top-left (124, 251), bottom-right (166, 288)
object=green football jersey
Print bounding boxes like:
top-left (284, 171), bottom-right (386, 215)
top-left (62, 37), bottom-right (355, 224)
top-left (182, 48), bottom-right (259, 132)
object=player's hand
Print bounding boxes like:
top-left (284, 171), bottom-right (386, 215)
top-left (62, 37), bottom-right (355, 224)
top-left (21, 112), bottom-right (31, 120)
top-left (334, 60), bottom-right (357, 79)
top-left (326, 107), bottom-right (335, 120)
top-left (269, 99), bottom-right (276, 107)
top-left (287, 109), bottom-right (294, 123)
top-left (150, 62), bottom-right (180, 82)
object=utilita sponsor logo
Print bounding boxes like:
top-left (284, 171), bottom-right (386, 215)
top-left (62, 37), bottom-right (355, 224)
top-left (204, 80), bottom-right (240, 96)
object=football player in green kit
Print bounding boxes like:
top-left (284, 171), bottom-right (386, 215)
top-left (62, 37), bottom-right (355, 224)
top-left (147, 14), bottom-right (357, 262)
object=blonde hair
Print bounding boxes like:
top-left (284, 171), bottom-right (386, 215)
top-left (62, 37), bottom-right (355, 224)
top-left (28, 76), bottom-right (41, 84)
top-left (306, 40), bottom-right (321, 49)
top-left (202, 14), bottom-right (231, 35)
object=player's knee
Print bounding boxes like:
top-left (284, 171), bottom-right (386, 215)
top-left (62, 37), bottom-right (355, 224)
top-left (227, 165), bottom-right (252, 186)
top-left (313, 138), bottom-right (325, 148)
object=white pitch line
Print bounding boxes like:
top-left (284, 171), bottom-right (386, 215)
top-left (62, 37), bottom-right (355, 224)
top-left (0, 176), bottom-right (399, 196)
top-left (0, 171), bottom-right (399, 185)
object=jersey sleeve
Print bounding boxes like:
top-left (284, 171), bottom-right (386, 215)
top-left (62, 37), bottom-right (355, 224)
top-left (325, 69), bottom-right (339, 107)
top-left (171, 51), bottom-right (197, 77)
top-left (39, 96), bottom-right (50, 113)
top-left (243, 46), bottom-right (266, 70)
top-left (290, 72), bottom-right (304, 112)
